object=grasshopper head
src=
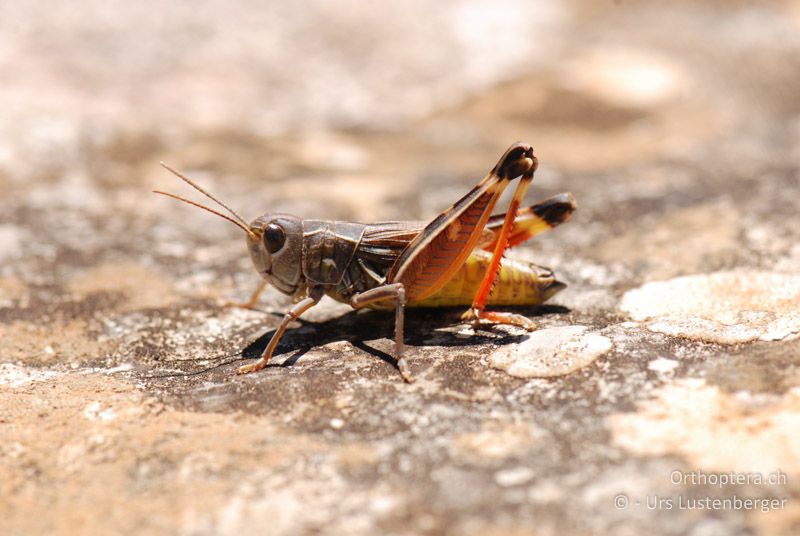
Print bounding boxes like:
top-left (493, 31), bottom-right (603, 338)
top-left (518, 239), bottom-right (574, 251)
top-left (154, 164), bottom-right (307, 297)
top-left (247, 214), bottom-right (305, 295)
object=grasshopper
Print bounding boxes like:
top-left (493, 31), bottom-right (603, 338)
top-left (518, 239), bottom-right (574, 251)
top-left (154, 142), bottom-right (575, 382)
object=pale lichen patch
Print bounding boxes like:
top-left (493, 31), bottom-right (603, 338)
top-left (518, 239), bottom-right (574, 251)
top-left (609, 379), bottom-right (800, 477)
top-left (620, 271), bottom-right (800, 344)
top-left (489, 325), bottom-right (613, 378)
top-left (0, 363), bottom-right (60, 387)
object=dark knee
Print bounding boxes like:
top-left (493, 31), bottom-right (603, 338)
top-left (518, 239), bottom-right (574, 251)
top-left (494, 142), bottom-right (537, 180)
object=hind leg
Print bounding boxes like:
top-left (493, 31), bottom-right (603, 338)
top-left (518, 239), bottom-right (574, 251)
top-left (461, 171), bottom-right (536, 329)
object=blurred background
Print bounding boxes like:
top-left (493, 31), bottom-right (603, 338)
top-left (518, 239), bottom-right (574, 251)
top-left (2, 1), bottom-right (800, 535)
top-left (2, 0), bottom-right (799, 282)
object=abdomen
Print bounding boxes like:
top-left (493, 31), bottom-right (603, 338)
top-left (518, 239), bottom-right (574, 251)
top-left (408, 250), bottom-right (566, 308)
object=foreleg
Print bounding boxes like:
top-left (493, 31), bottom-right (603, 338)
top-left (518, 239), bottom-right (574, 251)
top-left (237, 287), bottom-right (323, 374)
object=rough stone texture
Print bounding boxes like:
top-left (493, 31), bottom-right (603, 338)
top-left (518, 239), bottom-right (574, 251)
top-left (2, 1), bottom-right (800, 535)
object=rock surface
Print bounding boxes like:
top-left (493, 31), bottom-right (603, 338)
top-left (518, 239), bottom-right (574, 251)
top-left (2, 1), bottom-right (800, 535)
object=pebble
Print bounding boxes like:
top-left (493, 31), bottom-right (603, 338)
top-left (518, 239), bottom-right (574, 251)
top-left (330, 418), bottom-right (345, 430)
top-left (647, 358), bottom-right (678, 373)
top-left (494, 466), bottom-right (536, 487)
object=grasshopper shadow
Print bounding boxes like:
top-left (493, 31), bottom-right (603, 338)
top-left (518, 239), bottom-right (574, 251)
top-left (240, 304), bottom-right (570, 370)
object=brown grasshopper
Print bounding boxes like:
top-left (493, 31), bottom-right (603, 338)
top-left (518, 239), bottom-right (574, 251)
top-left (154, 142), bottom-right (575, 382)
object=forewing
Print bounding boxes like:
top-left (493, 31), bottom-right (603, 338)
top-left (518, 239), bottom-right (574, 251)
top-left (346, 221), bottom-right (426, 287)
top-left (385, 143), bottom-right (536, 302)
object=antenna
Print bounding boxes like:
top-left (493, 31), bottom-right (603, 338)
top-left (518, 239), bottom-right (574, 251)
top-left (159, 162), bottom-right (251, 228)
top-left (152, 190), bottom-right (258, 240)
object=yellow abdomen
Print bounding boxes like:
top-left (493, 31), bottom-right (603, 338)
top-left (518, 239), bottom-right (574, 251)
top-left (408, 250), bottom-right (566, 308)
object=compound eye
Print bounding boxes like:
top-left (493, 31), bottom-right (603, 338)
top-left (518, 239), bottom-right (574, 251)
top-left (263, 223), bottom-right (286, 254)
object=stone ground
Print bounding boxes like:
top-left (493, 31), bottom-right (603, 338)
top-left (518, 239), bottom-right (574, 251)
top-left (2, 1), bottom-right (800, 535)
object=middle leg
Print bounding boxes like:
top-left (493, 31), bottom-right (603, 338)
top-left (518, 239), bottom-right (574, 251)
top-left (224, 280), bottom-right (268, 309)
top-left (349, 283), bottom-right (412, 382)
